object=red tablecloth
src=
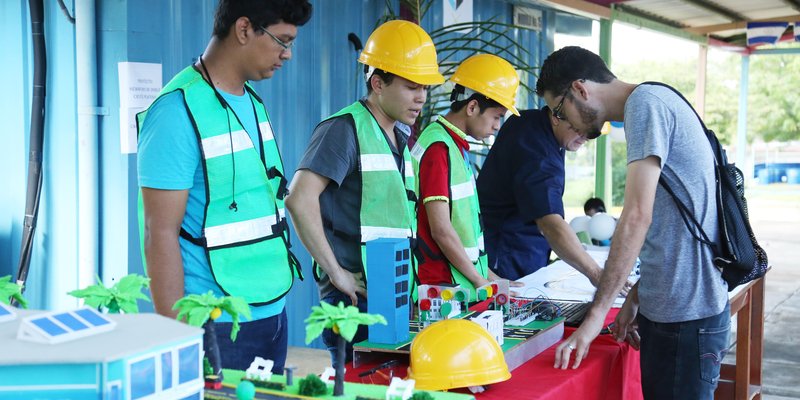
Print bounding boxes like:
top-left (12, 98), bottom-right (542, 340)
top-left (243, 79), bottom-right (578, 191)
top-left (346, 309), bottom-right (643, 400)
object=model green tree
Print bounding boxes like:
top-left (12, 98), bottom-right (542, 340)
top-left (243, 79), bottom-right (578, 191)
top-left (305, 301), bottom-right (387, 396)
top-left (0, 275), bottom-right (27, 308)
top-left (173, 291), bottom-right (251, 386)
top-left (68, 274), bottom-right (150, 313)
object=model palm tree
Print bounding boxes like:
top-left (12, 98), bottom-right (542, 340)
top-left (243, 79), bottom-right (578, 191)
top-left (68, 274), bottom-right (150, 313)
top-left (173, 291), bottom-right (250, 388)
top-left (305, 301), bottom-right (387, 396)
top-left (0, 275), bottom-right (27, 308)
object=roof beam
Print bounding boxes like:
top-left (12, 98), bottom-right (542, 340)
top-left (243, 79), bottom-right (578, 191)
top-left (611, 6), bottom-right (708, 44)
top-left (685, 14), bottom-right (800, 34)
top-left (681, 0), bottom-right (748, 22)
top-left (516, 0), bottom-right (611, 20)
top-left (615, 3), bottom-right (688, 28)
top-left (781, 0), bottom-right (800, 12)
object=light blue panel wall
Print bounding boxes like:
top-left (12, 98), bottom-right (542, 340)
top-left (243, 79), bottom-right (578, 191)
top-left (42, 1), bottom-right (80, 309)
top-left (3, 0), bottom-right (554, 349)
top-left (0, 0), bottom-right (80, 308)
top-left (0, 1), bottom-right (29, 279)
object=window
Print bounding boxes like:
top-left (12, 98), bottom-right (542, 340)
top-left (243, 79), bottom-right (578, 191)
top-left (130, 357), bottom-right (156, 399)
top-left (178, 343), bottom-right (200, 384)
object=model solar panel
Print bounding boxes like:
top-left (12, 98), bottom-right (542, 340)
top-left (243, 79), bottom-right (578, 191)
top-left (17, 307), bottom-right (116, 344)
top-left (0, 302), bottom-right (16, 323)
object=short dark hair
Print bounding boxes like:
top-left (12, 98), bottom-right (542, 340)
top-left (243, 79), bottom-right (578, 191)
top-left (449, 85), bottom-right (503, 113)
top-left (212, 0), bottom-right (313, 39)
top-left (365, 67), bottom-right (396, 94)
top-left (584, 197), bottom-right (606, 214)
top-left (535, 46), bottom-right (616, 97)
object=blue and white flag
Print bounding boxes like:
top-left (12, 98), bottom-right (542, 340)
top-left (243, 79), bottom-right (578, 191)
top-left (746, 21), bottom-right (789, 46)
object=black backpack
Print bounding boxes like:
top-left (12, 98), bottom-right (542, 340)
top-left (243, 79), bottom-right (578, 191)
top-left (643, 82), bottom-right (769, 290)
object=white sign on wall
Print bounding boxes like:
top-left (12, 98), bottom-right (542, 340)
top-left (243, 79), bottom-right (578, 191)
top-left (443, 0), bottom-right (473, 29)
top-left (118, 62), bottom-right (162, 154)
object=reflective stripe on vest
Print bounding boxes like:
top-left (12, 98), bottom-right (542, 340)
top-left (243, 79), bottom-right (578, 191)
top-left (411, 118), bottom-right (488, 299)
top-left (314, 101), bottom-right (416, 281)
top-left (136, 66), bottom-right (298, 305)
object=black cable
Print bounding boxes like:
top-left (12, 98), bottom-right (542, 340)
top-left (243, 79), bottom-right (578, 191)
top-left (14, 0), bottom-right (47, 303)
top-left (56, 0), bottom-right (75, 24)
top-left (198, 56), bottom-right (238, 212)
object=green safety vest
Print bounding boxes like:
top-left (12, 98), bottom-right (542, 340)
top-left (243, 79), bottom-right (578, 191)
top-left (410, 118), bottom-right (488, 300)
top-left (137, 66), bottom-right (301, 306)
top-left (313, 101), bottom-right (417, 281)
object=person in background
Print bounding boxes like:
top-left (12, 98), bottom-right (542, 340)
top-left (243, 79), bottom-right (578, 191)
top-left (411, 54), bottom-right (523, 301)
top-left (137, 0), bottom-right (312, 374)
top-left (584, 197), bottom-right (606, 217)
top-left (540, 47), bottom-right (729, 400)
top-left (285, 20), bottom-right (444, 367)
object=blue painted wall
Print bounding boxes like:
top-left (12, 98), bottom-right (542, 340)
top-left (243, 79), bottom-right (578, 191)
top-left (2, 0), bottom-right (551, 348)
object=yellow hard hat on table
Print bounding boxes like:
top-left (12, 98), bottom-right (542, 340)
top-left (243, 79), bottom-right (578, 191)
top-left (358, 20), bottom-right (445, 85)
top-left (450, 54), bottom-right (520, 116)
top-left (407, 319), bottom-right (511, 391)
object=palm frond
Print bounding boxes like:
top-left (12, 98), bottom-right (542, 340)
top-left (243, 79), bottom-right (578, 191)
top-left (0, 275), bottom-right (27, 309)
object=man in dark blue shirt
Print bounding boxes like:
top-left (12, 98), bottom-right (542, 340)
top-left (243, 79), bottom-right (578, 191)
top-left (476, 107), bottom-right (603, 283)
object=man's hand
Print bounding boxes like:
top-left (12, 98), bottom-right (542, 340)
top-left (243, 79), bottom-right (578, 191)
top-left (619, 280), bottom-right (634, 297)
top-left (612, 282), bottom-right (640, 350)
top-left (554, 312), bottom-right (604, 369)
top-left (487, 270), bottom-right (524, 296)
top-left (329, 268), bottom-right (367, 306)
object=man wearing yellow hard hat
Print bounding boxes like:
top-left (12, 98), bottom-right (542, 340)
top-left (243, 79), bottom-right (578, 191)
top-left (410, 54), bottom-right (522, 302)
top-left (285, 20), bottom-right (444, 366)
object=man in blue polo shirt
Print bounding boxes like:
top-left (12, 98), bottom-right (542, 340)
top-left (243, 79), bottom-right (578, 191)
top-left (476, 107), bottom-right (604, 283)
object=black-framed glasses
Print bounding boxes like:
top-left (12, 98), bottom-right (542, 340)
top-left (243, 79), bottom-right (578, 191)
top-left (552, 87), bottom-right (570, 121)
top-left (258, 27), bottom-right (294, 52)
top-left (551, 85), bottom-right (601, 140)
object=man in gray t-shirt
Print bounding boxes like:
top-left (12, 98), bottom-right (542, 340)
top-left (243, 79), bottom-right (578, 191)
top-left (536, 47), bottom-right (729, 399)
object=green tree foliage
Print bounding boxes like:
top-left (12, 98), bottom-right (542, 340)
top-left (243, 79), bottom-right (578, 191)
top-left (748, 53), bottom-right (800, 143)
top-left (173, 291), bottom-right (251, 341)
top-left (68, 274), bottom-right (150, 313)
top-left (410, 392), bottom-right (435, 400)
top-left (297, 374), bottom-right (328, 397)
top-left (304, 301), bottom-right (387, 344)
top-left (0, 275), bottom-right (27, 308)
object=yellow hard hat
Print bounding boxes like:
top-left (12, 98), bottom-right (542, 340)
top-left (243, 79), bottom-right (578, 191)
top-left (358, 20), bottom-right (445, 86)
top-left (407, 319), bottom-right (510, 391)
top-left (451, 54), bottom-right (520, 116)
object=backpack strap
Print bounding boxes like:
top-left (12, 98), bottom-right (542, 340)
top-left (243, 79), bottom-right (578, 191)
top-left (639, 82), bottom-right (721, 255)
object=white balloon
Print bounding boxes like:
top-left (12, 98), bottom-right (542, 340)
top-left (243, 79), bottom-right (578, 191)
top-left (588, 213), bottom-right (616, 241)
top-left (569, 215), bottom-right (591, 233)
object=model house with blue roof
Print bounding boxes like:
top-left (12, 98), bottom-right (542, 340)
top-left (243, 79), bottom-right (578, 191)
top-left (0, 308), bottom-right (204, 400)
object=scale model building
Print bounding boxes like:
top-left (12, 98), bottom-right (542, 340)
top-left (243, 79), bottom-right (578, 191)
top-left (0, 308), bottom-right (204, 400)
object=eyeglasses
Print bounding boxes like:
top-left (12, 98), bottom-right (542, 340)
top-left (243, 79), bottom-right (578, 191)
top-left (258, 27), bottom-right (294, 52)
top-left (551, 85), bottom-right (601, 140)
top-left (552, 87), bottom-right (570, 122)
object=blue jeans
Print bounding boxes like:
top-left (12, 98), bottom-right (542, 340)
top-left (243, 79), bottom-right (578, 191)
top-left (215, 308), bottom-right (287, 374)
top-left (321, 292), bottom-right (368, 369)
top-left (638, 302), bottom-right (730, 400)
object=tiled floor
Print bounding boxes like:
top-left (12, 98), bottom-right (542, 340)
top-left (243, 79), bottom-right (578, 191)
top-left (285, 346), bottom-right (331, 377)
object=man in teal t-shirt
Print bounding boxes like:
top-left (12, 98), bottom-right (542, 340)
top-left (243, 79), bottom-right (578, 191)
top-left (137, 0), bottom-right (312, 373)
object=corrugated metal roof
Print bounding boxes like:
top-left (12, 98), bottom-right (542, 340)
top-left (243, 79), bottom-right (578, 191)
top-left (528, 0), bottom-right (800, 46)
